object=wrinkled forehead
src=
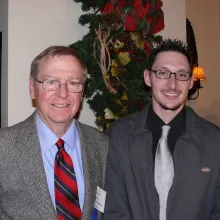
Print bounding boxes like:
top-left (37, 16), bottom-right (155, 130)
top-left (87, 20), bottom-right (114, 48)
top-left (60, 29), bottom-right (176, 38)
top-left (37, 55), bottom-right (86, 81)
top-left (153, 51), bottom-right (190, 72)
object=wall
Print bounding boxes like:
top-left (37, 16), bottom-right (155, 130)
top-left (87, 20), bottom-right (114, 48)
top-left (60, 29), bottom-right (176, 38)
top-left (6, 0), bottom-right (90, 127)
top-left (3, 0), bottom-right (186, 127)
top-left (186, 0), bottom-right (220, 125)
top-left (0, 0), bottom-right (8, 127)
top-left (160, 0), bottom-right (186, 40)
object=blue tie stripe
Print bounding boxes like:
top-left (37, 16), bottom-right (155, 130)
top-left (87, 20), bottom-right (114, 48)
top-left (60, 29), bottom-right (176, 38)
top-left (55, 156), bottom-right (77, 182)
top-left (55, 175), bottom-right (80, 206)
top-left (56, 201), bottom-right (79, 220)
top-left (55, 153), bottom-right (76, 176)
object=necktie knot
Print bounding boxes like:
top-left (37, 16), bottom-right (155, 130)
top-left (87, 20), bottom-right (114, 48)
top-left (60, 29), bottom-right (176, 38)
top-left (56, 138), bottom-right (65, 151)
top-left (161, 125), bottom-right (171, 138)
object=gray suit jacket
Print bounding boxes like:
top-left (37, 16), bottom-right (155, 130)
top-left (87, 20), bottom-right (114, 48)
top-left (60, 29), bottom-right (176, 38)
top-left (0, 112), bottom-right (108, 220)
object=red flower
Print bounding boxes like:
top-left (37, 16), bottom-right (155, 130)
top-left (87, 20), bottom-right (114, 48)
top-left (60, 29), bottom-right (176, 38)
top-left (102, 0), bottom-right (164, 35)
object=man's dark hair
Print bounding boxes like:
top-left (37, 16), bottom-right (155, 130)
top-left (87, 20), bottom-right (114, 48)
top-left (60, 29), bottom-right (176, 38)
top-left (148, 39), bottom-right (193, 71)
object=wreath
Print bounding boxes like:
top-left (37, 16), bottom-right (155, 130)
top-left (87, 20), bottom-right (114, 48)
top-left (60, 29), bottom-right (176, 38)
top-left (71, 0), bottom-right (165, 130)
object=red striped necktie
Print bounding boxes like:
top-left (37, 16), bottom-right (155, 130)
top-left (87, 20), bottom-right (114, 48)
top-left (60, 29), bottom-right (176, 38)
top-left (54, 138), bottom-right (82, 220)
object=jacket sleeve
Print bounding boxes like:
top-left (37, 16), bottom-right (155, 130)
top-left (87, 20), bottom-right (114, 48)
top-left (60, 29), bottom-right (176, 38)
top-left (102, 125), bottom-right (132, 220)
top-left (210, 129), bottom-right (220, 220)
top-left (210, 168), bottom-right (220, 219)
top-left (0, 210), bottom-right (11, 220)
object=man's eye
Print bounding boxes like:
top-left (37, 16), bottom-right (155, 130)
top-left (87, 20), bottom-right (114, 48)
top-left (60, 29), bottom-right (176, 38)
top-left (48, 80), bottom-right (57, 85)
top-left (158, 70), bottom-right (169, 75)
top-left (69, 81), bottom-right (76, 86)
top-left (178, 72), bottom-right (188, 77)
top-left (160, 71), bottom-right (166, 75)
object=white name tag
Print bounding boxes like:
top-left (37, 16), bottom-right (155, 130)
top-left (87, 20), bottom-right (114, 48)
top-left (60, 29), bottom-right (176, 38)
top-left (94, 186), bottom-right (106, 213)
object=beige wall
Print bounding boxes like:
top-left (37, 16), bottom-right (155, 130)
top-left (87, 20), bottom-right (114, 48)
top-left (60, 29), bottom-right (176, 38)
top-left (161, 0), bottom-right (186, 40)
top-left (186, 0), bottom-right (220, 125)
top-left (6, 0), bottom-right (90, 127)
top-left (2, 0), bottom-right (186, 127)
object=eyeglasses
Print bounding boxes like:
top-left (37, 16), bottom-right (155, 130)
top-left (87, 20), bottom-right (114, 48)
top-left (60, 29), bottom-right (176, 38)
top-left (33, 77), bottom-right (85, 93)
top-left (150, 69), bottom-right (192, 81)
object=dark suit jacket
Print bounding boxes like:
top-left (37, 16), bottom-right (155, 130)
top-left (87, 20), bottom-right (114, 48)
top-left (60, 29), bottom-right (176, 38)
top-left (103, 105), bottom-right (220, 220)
top-left (0, 112), bottom-right (108, 220)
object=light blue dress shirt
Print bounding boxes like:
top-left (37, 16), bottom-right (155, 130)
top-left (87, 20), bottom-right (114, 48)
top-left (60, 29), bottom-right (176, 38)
top-left (36, 114), bottom-right (85, 210)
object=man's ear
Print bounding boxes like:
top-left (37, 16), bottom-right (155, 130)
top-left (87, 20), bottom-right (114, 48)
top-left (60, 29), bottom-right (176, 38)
top-left (81, 87), bottom-right (85, 102)
top-left (189, 74), bottom-right (194, 89)
top-left (29, 77), bottom-right (35, 99)
top-left (144, 69), bottom-right (151, 87)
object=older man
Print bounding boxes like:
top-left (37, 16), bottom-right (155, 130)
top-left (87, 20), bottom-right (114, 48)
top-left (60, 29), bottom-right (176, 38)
top-left (0, 46), bottom-right (108, 220)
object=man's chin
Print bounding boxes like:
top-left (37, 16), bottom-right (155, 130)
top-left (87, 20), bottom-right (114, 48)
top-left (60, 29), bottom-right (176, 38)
top-left (160, 103), bottom-right (182, 111)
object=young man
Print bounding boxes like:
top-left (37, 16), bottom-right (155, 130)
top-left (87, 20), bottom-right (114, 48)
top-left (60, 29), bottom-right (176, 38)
top-left (103, 39), bottom-right (220, 220)
top-left (0, 46), bottom-right (108, 220)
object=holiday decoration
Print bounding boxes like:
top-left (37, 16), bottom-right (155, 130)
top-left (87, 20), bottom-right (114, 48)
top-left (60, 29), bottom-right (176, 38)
top-left (186, 18), bottom-right (201, 99)
top-left (71, 0), bottom-right (164, 130)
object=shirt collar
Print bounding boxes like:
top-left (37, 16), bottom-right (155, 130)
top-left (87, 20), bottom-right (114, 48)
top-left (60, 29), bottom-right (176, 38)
top-left (36, 114), bottom-right (77, 152)
top-left (62, 120), bottom-right (77, 151)
top-left (168, 107), bottom-right (186, 134)
top-left (147, 105), bottom-right (186, 133)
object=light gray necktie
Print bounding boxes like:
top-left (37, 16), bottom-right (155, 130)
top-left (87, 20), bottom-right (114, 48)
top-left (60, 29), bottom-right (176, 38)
top-left (154, 125), bottom-right (174, 220)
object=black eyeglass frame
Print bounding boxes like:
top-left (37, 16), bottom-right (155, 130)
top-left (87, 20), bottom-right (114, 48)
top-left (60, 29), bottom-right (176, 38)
top-left (150, 69), bottom-right (193, 81)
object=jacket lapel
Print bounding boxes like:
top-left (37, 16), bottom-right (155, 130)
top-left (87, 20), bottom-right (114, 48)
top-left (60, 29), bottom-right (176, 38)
top-left (128, 105), bottom-right (152, 182)
top-left (76, 122), bottom-right (98, 220)
top-left (128, 105), bottom-right (159, 215)
top-left (15, 112), bottom-right (57, 219)
top-left (129, 131), bottom-right (158, 195)
top-left (181, 106), bottom-right (204, 147)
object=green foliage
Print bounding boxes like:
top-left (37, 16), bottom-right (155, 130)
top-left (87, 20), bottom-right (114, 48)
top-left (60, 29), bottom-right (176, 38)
top-left (71, 0), bottom-right (163, 129)
top-left (78, 13), bottom-right (100, 29)
top-left (73, 0), bottom-right (106, 10)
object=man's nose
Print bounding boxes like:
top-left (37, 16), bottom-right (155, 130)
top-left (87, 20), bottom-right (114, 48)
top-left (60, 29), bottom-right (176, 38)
top-left (55, 84), bottom-right (69, 98)
top-left (167, 74), bottom-right (177, 89)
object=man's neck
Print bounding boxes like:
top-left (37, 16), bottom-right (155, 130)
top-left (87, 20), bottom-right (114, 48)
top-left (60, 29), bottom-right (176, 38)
top-left (152, 104), bottom-right (184, 124)
top-left (38, 114), bottom-right (72, 138)
top-left (50, 123), bottom-right (71, 138)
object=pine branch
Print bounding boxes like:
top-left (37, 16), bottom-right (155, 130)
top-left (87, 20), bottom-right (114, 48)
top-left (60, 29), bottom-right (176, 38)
top-left (72, 0), bottom-right (164, 129)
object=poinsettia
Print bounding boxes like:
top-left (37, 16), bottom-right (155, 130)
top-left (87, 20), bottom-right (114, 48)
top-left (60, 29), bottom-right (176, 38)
top-left (102, 0), bottom-right (164, 35)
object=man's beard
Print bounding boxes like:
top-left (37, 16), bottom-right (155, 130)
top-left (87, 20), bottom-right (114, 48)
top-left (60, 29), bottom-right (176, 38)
top-left (159, 102), bottom-right (182, 111)
top-left (158, 89), bottom-right (183, 111)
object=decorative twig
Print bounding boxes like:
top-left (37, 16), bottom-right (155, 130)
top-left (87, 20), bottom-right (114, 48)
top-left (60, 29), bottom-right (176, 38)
top-left (116, 6), bottom-right (126, 25)
top-left (116, 76), bottom-right (129, 92)
top-left (94, 24), bottom-right (117, 94)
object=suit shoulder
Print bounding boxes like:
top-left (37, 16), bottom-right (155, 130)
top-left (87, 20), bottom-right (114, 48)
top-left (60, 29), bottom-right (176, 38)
top-left (0, 113), bottom-right (36, 145)
top-left (0, 120), bottom-right (30, 158)
top-left (76, 121), bottom-right (108, 149)
top-left (111, 110), bottom-right (142, 128)
top-left (77, 121), bottom-right (107, 138)
top-left (107, 110), bottom-right (143, 137)
top-left (0, 120), bottom-right (25, 139)
top-left (186, 106), bottom-right (220, 135)
top-left (199, 116), bottom-right (220, 134)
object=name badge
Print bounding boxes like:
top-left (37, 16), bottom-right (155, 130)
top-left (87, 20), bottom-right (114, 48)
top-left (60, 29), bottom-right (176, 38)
top-left (94, 186), bottom-right (106, 213)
